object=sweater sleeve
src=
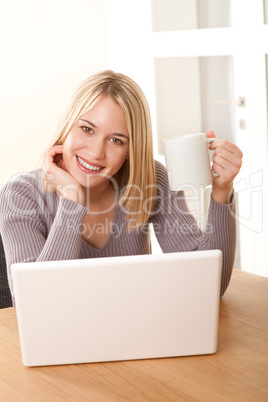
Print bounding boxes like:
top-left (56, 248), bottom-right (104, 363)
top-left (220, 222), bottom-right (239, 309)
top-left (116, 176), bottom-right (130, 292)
top-left (150, 161), bottom-right (236, 297)
top-left (0, 175), bottom-right (87, 304)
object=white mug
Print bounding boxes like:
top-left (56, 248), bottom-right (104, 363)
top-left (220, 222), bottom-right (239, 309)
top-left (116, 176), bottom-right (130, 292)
top-left (162, 133), bottom-right (217, 191)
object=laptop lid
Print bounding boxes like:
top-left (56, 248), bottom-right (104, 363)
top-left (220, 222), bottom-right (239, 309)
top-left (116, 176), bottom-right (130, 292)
top-left (11, 250), bottom-right (222, 366)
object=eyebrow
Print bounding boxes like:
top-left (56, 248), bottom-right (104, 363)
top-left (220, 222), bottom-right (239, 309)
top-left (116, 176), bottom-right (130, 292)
top-left (79, 119), bottom-right (129, 140)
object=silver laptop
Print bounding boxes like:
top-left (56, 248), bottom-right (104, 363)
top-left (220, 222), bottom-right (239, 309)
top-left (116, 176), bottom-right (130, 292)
top-left (11, 250), bottom-right (222, 367)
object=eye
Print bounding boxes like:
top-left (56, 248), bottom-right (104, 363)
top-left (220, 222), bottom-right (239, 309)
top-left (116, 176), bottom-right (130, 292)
top-left (82, 126), bottom-right (94, 134)
top-left (110, 138), bottom-right (123, 145)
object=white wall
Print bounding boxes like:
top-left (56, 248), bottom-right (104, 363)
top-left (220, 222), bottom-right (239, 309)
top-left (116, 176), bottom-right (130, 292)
top-left (154, 57), bottom-right (202, 155)
top-left (0, 0), bottom-right (108, 187)
top-left (152, 0), bottom-right (198, 31)
top-left (197, 0), bottom-right (231, 28)
top-left (199, 56), bottom-right (235, 143)
top-left (264, 0), bottom-right (268, 23)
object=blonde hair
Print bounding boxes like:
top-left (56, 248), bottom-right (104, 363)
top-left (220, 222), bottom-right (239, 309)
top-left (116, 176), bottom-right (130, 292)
top-left (45, 70), bottom-right (156, 230)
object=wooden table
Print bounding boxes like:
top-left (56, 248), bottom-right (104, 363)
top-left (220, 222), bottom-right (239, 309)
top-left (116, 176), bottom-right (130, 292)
top-left (0, 269), bottom-right (267, 401)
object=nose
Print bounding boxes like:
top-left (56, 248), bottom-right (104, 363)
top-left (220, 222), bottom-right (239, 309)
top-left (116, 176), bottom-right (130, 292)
top-left (86, 138), bottom-right (106, 160)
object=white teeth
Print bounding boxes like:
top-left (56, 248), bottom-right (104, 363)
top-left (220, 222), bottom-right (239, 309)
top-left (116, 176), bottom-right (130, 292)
top-left (77, 156), bottom-right (102, 171)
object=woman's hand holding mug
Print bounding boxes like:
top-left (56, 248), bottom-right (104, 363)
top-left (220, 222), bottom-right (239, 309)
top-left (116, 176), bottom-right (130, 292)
top-left (207, 130), bottom-right (243, 204)
top-left (162, 130), bottom-right (243, 204)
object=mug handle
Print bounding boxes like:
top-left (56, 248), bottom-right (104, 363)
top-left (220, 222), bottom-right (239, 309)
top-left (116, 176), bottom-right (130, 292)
top-left (206, 138), bottom-right (219, 177)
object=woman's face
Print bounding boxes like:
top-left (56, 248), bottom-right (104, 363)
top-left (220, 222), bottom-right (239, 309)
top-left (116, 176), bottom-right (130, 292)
top-left (63, 95), bottom-right (129, 190)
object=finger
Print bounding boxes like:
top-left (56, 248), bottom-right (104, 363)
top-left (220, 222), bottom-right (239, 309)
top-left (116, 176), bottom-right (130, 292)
top-left (45, 146), bottom-right (64, 166)
top-left (212, 163), bottom-right (238, 182)
top-left (209, 139), bottom-right (243, 158)
top-left (213, 147), bottom-right (243, 169)
top-left (47, 145), bottom-right (64, 157)
top-left (206, 130), bottom-right (216, 139)
top-left (212, 156), bottom-right (241, 181)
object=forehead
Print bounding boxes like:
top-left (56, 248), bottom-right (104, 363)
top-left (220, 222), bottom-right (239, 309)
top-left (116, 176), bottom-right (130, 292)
top-left (80, 96), bottom-right (128, 127)
top-left (83, 95), bottom-right (122, 114)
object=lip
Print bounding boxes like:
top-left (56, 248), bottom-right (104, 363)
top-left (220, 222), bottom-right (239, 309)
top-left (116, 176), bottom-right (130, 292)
top-left (76, 155), bottom-right (105, 174)
top-left (76, 155), bottom-right (104, 168)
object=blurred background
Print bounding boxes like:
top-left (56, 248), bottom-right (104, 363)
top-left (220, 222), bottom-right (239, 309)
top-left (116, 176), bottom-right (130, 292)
top-left (0, 0), bottom-right (268, 276)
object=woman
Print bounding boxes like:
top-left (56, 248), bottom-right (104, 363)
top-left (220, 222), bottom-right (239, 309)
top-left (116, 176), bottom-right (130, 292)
top-left (0, 70), bottom-right (242, 305)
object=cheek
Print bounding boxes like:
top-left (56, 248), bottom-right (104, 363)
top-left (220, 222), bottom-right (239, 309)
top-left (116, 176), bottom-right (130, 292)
top-left (114, 150), bottom-right (129, 170)
top-left (111, 147), bottom-right (128, 163)
top-left (63, 132), bottom-right (83, 159)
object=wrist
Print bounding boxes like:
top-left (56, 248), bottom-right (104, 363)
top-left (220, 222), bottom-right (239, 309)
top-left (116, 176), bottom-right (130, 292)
top-left (59, 184), bottom-right (85, 206)
top-left (212, 184), bottom-right (233, 204)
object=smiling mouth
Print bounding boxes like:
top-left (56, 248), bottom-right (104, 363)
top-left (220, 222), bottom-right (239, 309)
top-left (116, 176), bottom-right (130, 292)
top-left (76, 156), bottom-right (104, 172)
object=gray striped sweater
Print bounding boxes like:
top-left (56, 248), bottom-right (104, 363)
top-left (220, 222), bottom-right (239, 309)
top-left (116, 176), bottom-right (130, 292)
top-left (0, 161), bottom-right (236, 305)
